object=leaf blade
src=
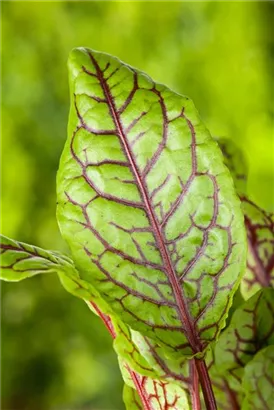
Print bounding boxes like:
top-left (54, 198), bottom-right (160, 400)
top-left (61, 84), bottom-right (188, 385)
top-left (241, 346), bottom-right (274, 410)
top-left (57, 48), bottom-right (246, 357)
top-left (241, 196), bottom-right (274, 298)
top-left (0, 234), bottom-right (70, 281)
top-left (215, 288), bottom-right (274, 390)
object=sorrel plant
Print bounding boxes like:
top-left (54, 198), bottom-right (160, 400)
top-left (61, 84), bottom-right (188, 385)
top-left (1, 49), bottom-right (273, 410)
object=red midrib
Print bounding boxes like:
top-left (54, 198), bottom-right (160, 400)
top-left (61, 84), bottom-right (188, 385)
top-left (88, 53), bottom-right (200, 354)
top-left (89, 302), bottom-right (152, 410)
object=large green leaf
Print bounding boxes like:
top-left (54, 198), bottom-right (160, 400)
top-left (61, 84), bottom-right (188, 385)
top-left (241, 346), bottom-right (274, 410)
top-left (57, 48), bottom-right (246, 358)
top-left (214, 288), bottom-right (274, 390)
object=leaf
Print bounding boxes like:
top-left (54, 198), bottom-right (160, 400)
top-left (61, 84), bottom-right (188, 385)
top-left (210, 372), bottom-right (241, 410)
top-left (214, 288), bottom-right (274, 390)
top-left (57, 47), bottom-right (246, 359)
top-left (0, 234), bottom-right (114, 312)
top-left (206, 347), bottom-right (241, 410)
top-left (241, 196), bottom-right (274, 299)
top-left (0, 234), bottom-right (74, 281)
top-left (216, 138), bottom-right (274, 299)
top-left (0, 234), bottom-right (163, 408)
top-left (121, 365), bottom-right (190, 410)
top-left (91, 299), bottom-right (192, 410)
top-left (0, 233), bottom-right (192, 409)
top-left (123, 384), bottom-right (143, 410)
top-left (130, 329), bottom-right (191, 386)
top-left (129, 376), bottom-right (190, 410)
top-left (241, 345), bottom-right (274, 410)
top-left (217, 138), bottom-right (247, 196)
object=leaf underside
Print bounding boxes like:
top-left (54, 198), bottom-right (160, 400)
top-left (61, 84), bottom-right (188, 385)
top-left (57, 48), bottom-right (246, 358)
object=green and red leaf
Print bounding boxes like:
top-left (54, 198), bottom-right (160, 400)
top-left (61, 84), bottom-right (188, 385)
top-left (217, 138), bottom-right (274, 299)
top-left (241, 197), bottom-right (274, 299)
top-left (215, 288), bottom-right (274, 389)
top-left (241, 346), bottom-right (274, 410)
top-left (123, 376), bottom-right (190, 410)
top-left (57, 48), bottom-right (246, 359)
top-left (0, 234), bottom-right (74, 281)
top-left (217, 138), bottom-right (247, 196)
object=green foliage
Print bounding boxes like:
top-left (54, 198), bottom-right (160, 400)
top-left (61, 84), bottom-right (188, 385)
top-left (1, 45), bottom-right (273, 409)
top-left (57, 48), bottom-right (246, 362)
top-left (0, 235), bottom-right (76, 282)
top-left (215, 288), bottom-right (274, 391)
top-left (217, 138), bottom-right (274, 300)
top-left (2, 2), bottom-right (273, 409)
top-left (123, 384), bottom-right (143, 410)
top-left (216, 138), bottom-right (247, 196)
top-left (1, 3), bottom-right (273, 408)
top-left (242, 346), bottom-right (274, 410)
top-left (241, 197), bottom-right (274, 299)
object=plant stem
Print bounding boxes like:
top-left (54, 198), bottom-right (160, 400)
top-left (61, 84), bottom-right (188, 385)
top-left (190, 360), bottom-right (201, 410)
top-left (195, 358), bottom-right (217, 410)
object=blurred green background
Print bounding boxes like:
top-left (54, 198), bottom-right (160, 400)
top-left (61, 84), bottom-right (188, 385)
top-left (1, 1), bottom-right (273, 409)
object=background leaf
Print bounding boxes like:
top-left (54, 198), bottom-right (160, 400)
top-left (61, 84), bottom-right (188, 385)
top-left (241, 197), bottom-right (274, 299)
top-left (241, 345), bottom-right (274, 410)
top-left (216, 138), bottom-right (247, 196)
top-left (57, 48), bottom-right (246, 360)
top-left (205, 347), bottom-right (241, 410)
top-left (215, 288), bottom-right (274, 391)
top-left (217, 139), bottom-right (274, 299)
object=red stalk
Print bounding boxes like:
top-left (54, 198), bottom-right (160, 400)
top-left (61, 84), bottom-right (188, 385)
top-left (190, 359), bottom-right (201, 410)
top-left (195, 358), bottom-right (217, 410)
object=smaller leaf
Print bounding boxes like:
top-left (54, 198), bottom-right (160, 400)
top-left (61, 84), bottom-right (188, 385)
top-left (123, 384), bottom-right (143, 410)
top-left (131, 329), bottom-right (191, 387)
top-left (241, 345), bottom-right (274, 410)
top-left (217, 138), bottom-right (247, 196)
top-left (121, 367), bottom-right (190, 410)
top-left (214, 288), bottom-right (274, 390)
top-left (241, 196), bottom-right (274, 299)
top-left (206, 347), bottom-right (241, 410)
top-left (113, 321), bottom-right (161, 380)
top-left (0, 234), bottom-right (73, 281)
top-left (216, 139), bottom-right (274, 299)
